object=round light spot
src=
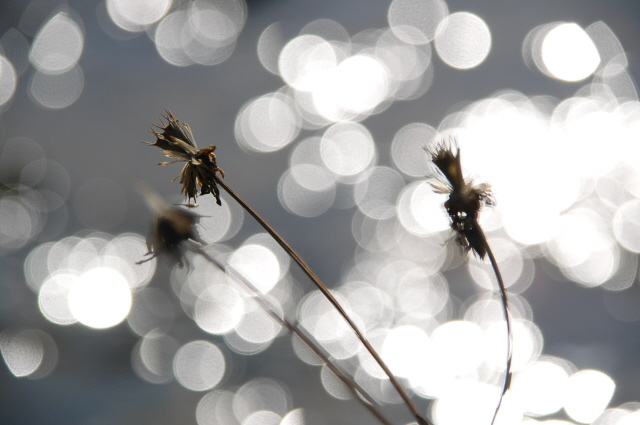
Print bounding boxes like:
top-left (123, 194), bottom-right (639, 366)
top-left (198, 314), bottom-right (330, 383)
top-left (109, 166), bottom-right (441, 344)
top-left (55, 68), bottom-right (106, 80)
top-left (320, 365), bottom-right (352, 400)
top-left (257, 22), bottom-right (285, 75)
top-left (278, 35), bottom-right (337, 91)
top-left (391, 123), bottom-right (438, 177)
top-left (278, 168), bottom-right (335, 217)
top-left (320, 122), bottom-right (375, 177)
top-left (38, 272), bottom-right (78, 325)
top-left (0, 329), bottom-right (44, 377)
top-left (564, 370), bottom-right (615, 423)
top-left (235, 93), bottom-right (301, 153)
top-left (174, 340), bottom-right (225, 391)
top-left (230, 244), bottom-right (280, 294)
top-left (541, 23), bottom-right (600, 82)
top-left (29, 65), bottom-right (84, 109)
top-left (68, 267), bottom-right (132, 329)
top-left (30, 12), bottom-right (83, 74)
top-left (0, 56), bottom-right (17, 107)
top-left (107, 0), bottom-right (171, 31)
top-left (195, 284), bottom-right (245, 335)
top-left (233, 378), bottom-right (291, 422)
top-left (435, 12), bottom-right (491, 69)
top-left (613, 199), bottom-right (640, 253)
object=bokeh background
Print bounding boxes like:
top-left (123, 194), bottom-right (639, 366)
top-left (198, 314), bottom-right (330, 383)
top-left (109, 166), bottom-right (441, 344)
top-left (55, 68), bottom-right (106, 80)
top-left (1, 1), bottom-right (640, 424)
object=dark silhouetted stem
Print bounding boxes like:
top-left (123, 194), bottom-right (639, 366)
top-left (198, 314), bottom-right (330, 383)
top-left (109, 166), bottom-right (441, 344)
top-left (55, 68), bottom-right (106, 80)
top-left (215, 176), bottom-right (430, 425)
top-left (475, 221), bottom-right (512, 425)
top-left (191, 244), bottom-right (393, 425)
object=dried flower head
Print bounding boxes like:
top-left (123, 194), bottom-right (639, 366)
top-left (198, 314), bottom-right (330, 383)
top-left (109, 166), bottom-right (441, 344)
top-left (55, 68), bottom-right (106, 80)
top-left (144, 111), bottom-right (225, 207)
top-left (136, 185), bottom-right (202, 267)
top-left (425, 140), bottom-right (494, 258)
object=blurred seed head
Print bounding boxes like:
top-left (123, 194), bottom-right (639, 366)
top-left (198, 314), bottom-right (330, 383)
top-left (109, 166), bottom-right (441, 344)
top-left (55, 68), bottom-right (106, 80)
top-left (137, 185), bottom-right (202, 267)
top-left (144, 111), bottom-right (225, 207)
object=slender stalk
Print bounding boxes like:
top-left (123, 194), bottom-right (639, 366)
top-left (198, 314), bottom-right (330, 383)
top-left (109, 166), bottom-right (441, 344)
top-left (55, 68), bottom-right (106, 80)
top-left (474, 221), bottom-right (512, 425)
top-left (214, 176), bottom-right (430, 425)
top-left (191, 244), bottom-right (393, 425)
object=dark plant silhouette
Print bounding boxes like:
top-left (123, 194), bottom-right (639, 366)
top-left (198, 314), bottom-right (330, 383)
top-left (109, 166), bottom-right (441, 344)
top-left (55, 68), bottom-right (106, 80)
top-left (425, 140), bottom-right (511, 425)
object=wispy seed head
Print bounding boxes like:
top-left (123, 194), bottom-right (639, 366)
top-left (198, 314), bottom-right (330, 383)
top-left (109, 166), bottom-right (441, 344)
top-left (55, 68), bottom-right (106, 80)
top-left (424, 140), bottom-right (493, 258)
top-left (144, 111), bottom-right (225, 207)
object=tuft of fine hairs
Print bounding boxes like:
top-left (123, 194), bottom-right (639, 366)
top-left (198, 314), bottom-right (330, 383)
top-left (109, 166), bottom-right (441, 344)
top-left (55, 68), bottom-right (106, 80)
top-left (144, 111), bottom-right (225, 207)
top-left (424, 139), bottom-right (494, 258)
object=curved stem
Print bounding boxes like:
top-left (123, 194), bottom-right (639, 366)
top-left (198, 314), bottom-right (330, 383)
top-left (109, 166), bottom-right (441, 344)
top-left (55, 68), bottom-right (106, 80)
top-left (474, 221), bottom-right (512, 425)
top-left (191, 244), bottom-right (393, 425)
top-left (215, 177), bottom-right (430, 425)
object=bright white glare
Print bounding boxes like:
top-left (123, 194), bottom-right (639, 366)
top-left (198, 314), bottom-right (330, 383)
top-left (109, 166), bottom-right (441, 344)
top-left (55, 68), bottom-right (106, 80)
top-left (68, 267), bottom-right (132, 329)
top-left (564, 370), bottom-right (615, 423)
top-left (30, 12), bottom-right (83, 75)
top-left (195, 284), bottom-right (245, 335)
top-left (381, 326), bottom-right (430, 378)
top-left (235, 93), bottom-right (301, 153)
top-left (432, 380), bottom-right (499, 425)
top-left (174, 340), bottom-right (225, 391)
top-left (511, 360), bottom-right (570, 416)
top-left (279, 35), bottom-right (337, 91)
top-left (230, 244), bottom-right (280, 293)
top-left (29, 65), bottom-right (84, 109)
top-left (312, 54), bottom-right (389, 119)
top-left (396, 181), bottom-right (449, 235)
top-left (435, 12), bottom-right (491, 69)
top-left (107, 0), bottom-right (171, 30)
top-left (0, 329), bottom-right (44, 377)
top-left (430, 321), bottom-right (486, 375)
top-left (388, 0), bottom-right (448, 45)
top-left (0, 56), bottom-right (16, 107)
top-left (542, 23), bottom-right (600, 82)
top-left (320, 122), bottom-right (375, 177)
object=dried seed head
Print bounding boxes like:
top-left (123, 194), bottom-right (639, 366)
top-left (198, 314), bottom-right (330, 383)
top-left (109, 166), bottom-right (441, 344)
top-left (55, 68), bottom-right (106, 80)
top-left (143, 111), bottom-right (225, 207)
top-left (136, 185), bottom-right (202, 267)
top-left (424, 140), bottom-right (494, 258)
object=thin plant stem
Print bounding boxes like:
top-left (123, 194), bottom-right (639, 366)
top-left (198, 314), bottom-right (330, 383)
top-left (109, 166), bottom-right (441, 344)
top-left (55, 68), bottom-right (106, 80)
top-left (191, 244), bottom-right (394, 425)
top-left (214, 176), bottom-right (430, 425)
top-left (474, 221), bottom-right (512, 425)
